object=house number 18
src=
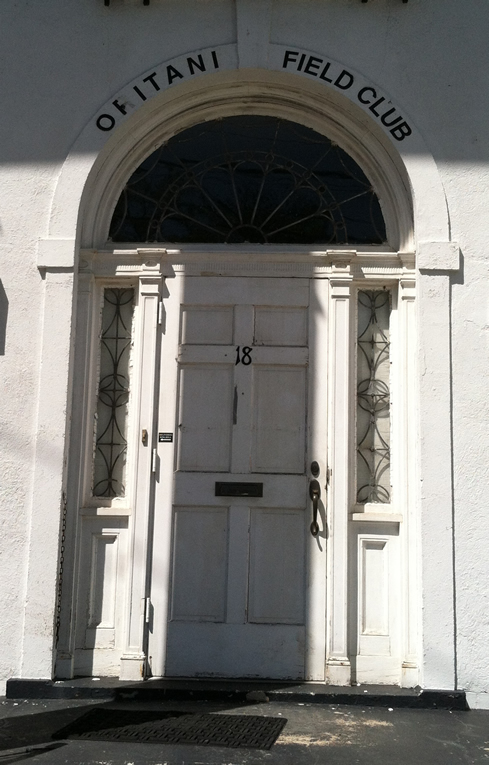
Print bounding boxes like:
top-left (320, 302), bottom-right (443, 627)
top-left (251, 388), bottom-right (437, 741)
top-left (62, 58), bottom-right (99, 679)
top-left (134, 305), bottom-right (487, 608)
top-left (235, 346), bottom-right (253, 365)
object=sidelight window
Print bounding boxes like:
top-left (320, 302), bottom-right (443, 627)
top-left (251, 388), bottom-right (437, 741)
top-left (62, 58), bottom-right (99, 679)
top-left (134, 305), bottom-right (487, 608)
top-left (93, 288), bottom-right (135, 497)
top-left (356, 289), bottom-right (391, 504)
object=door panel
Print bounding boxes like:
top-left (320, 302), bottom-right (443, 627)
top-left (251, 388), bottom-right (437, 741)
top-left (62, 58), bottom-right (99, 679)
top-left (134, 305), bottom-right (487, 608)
top-left (181, 276), bottom-right (309, 307)
top-left (181, 305), bottom-right (234, 345)
top-left (173, 472), bottom-right (307, 506)
top-left (248, 508), bottom-right (305, 624)
top-left (153, 275), bottom-right (326, 680)
top-left (170, 507), bottom-right (228, 622)
top-left (176, 365), bottom-right (233, 471)
top-left (165, 623), bottom-right (305, 679)
top-left (254, 306), bottom-right (308, 347)
top-left (251, 366), bottom-right (306, 473)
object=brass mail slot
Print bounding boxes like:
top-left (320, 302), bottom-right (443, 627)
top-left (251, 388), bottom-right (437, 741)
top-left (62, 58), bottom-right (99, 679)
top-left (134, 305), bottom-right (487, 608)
top-left (215, 482), bottom-right (263, 497)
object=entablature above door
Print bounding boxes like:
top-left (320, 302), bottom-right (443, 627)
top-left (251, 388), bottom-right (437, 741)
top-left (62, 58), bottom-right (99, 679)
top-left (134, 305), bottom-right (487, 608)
top-left (79, 245), bottom-right (415, 280)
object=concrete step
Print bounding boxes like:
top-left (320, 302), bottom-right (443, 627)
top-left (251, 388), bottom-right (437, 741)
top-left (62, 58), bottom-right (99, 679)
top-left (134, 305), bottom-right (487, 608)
top-left (5, 678), bottom-right (468, 709)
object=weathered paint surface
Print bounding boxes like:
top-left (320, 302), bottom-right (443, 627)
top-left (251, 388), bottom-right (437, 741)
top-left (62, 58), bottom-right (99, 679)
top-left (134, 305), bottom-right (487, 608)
top-left (0, 0), bottom-right (488, 699)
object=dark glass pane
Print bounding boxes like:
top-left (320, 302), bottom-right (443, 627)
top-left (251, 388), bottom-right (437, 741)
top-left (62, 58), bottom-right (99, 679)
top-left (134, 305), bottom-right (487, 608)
top-left (109, 116), bottom-right (386, 245)
top-left (93, 288), bottom-right (134, 498)
top-left (357, 290), bottom-right (391, 504)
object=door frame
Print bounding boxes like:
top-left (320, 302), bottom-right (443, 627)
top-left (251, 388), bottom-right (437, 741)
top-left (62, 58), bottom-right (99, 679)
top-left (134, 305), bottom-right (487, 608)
top-left (56, 244), bottom-right (416, 685)
top-left (147, 268), bottom-right (330, 681)
top-left (35, 62), bottom-right (463, 691)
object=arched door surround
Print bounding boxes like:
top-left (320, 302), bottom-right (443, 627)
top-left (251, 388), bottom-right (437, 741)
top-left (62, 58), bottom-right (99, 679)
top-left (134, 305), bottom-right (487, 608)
top-left (24, 68), bottom-right (457, 694)
top-left (56, 71), bottom-right (423, 253)
top-left (54, 78), bottom-right (419, 686)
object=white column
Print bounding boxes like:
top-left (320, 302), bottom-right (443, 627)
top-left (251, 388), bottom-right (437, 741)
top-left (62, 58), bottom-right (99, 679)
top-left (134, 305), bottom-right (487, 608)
top-left (21, 269), bottom-right (75, 679)
top-left (325, 261), bottom-right (353, 685)
top-left (398, 276), bottom-right (419, 687)
top-left (120, 267), bottom-right (162, 681)
top-left (417, 269), bottom-right (456, 690)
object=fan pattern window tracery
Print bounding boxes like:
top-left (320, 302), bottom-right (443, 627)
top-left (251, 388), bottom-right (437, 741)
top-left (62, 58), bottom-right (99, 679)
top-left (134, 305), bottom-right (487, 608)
top-left (109, 116), bottom-right (386, 245)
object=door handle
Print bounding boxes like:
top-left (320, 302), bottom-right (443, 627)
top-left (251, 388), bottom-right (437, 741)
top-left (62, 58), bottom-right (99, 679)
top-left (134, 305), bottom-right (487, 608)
top-left (309, 479), bottom-right (321, 536)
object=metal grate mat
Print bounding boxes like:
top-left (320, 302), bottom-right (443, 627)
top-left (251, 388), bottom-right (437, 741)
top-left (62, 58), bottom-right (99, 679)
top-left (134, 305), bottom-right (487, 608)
top-left (54, 709), bottom-right (287, 750)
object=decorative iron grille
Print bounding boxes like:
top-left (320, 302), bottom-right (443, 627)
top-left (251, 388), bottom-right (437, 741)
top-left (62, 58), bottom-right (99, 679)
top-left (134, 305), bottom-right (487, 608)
top-left (356, 290), bottom-right (391, 503)
top-left (109, 116), bottom-right (386, 245)
top-left (93, 288), bottom-right (135, 498)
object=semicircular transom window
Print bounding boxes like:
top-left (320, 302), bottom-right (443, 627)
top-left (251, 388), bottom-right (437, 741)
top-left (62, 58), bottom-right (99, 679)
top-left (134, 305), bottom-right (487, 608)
top-left (109, 116), bottom-right (386, 245)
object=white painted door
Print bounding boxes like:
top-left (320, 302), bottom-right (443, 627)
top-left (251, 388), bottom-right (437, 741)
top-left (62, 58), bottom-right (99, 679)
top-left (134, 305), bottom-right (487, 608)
top-left (149, 274), bottom-right (328, 680)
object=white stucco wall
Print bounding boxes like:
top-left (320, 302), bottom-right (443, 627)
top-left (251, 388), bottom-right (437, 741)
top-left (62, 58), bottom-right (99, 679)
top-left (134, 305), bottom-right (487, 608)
top-left (1, 0), bottom-right (488, 698)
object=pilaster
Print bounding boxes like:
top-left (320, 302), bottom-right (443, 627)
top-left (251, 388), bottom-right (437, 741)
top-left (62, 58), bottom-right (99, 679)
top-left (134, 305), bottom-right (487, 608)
top-left (398, 276), bottom-right (419, 687)
top-left (21, 267), bottom-right (76, 679)
top-left (325, 258), bottom-right (353, 685)
top-left (417, 268), bottom-right (456, 690)
top-left (120, 265), bottom-right (162, 681)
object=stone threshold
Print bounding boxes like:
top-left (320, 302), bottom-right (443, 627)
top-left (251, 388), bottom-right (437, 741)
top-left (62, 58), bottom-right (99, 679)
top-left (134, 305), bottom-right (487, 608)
top-left (6, 678), bottom-right (468, 710)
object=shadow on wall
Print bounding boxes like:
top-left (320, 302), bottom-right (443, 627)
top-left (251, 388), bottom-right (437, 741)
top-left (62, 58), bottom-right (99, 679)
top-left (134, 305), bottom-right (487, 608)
top-left (0, 280), bottom-right (8, 354)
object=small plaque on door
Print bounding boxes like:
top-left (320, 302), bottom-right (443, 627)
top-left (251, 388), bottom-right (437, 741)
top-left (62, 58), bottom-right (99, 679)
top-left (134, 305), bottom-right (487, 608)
top-left (215, 482), bottom-right (263, 497)
top-left (158, 432), bottom-right (173, 443)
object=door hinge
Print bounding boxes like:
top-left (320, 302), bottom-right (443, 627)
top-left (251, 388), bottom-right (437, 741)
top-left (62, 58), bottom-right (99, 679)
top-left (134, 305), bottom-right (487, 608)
top-left (145, 597), bottom-right (151, 624)
top-left (151, 448), bottom-right (157, 472)
top-left (326, 467), bottom-right (332, 485)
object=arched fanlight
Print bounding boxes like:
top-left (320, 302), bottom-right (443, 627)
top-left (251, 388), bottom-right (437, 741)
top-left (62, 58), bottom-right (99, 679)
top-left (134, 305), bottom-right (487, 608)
top-left (109, 116), bottom-right (386, 245)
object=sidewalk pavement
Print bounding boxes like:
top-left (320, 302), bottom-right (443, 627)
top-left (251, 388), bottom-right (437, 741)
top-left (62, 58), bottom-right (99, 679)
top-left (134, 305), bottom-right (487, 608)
top-left (0, 696), bottom-right (488, 765)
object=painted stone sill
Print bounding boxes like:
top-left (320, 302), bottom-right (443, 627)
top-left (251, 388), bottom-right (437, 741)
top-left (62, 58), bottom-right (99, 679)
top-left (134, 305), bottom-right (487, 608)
top-left (351, 503), bottom-right (402, 523)
top-left (80, 506), bottom-right (132, 517)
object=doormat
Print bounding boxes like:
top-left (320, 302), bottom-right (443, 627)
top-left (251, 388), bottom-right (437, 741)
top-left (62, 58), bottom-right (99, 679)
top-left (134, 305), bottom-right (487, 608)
top-left (53, 709), bottom-right (287, 750)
